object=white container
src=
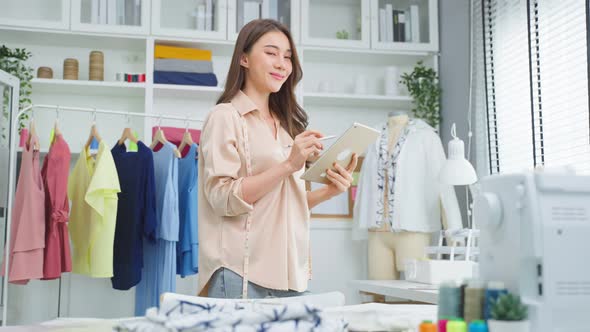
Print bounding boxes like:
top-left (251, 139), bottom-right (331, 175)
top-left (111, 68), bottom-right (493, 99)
top-left (384, 66), bottom-right (400, 96)
top-left (487, 320), bottom-right (530, 332)
top-left (404, 259), bottom-right (477, 285)
top-left (354, 75), bottom-right (367, 94)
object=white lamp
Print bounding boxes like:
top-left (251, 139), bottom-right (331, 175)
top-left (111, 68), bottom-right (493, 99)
top-left (440, 123), bottom-right (477, 185)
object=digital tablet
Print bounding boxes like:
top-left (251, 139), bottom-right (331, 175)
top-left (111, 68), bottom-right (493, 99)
top-left (301, 122), bottom-right (380, 184)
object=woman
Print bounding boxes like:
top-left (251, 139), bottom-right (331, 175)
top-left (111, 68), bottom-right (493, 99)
top-left (197, 19), bottom-right (357, 299)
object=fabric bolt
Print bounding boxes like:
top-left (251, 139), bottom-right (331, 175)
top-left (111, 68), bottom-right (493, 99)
top-left (154, 59), bottom-right (214, 74)
top-left (1, 135), bottom-right (45, 284)
top-left (177, 143), bottom-right (199, 277)
top-left (352, 120), bottom-right (462, 240)
top-left (111, 141), bottom-right (157, 290)
top-left (197, 90), bottom-right (311, 296)
top-left (153, 71), bottom-right (218, 87)
top-left (154, 45), bottom-right (212, 61)
top-left (117, 298), bottom-right (347, 332)
top-left (68, 140), bottom-right (120, 277)
top-left (135, 142), bottom-right (179, 316)
top-left (41, 134), bottom-right (72, 280)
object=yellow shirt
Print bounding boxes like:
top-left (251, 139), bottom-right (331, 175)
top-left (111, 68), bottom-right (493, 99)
top-left (198, 91), bottom-right (311, 296)
top-left (68, 141), bottom-right (120, 277)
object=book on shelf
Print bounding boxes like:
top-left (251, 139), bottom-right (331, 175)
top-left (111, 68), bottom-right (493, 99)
top-left (385, 4), bottom-right (393, 42)
top-left (379, 8), bottom-right (387, 42)
top-left (261, 0), bottom-right (270, 19)
top-left (196, 5), bottom-right (206, 30)
top-left (107, 0), bottom-right (117, 25)
top-left (410, 4), bottom-right (420, 43)
top-left (99, 0), bottom-right (108, 24)
top-left (205, 0), bottom-right (213, 31)
top-left (243, 1), bottom-right (261, 26)
top-left (91, 0), bottom-right (99, 24)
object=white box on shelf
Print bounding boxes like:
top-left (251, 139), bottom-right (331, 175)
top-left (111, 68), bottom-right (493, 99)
top-left (405, 259), bottom-right (477, 285)
top-left (117, 0), bottom-right (125, 25)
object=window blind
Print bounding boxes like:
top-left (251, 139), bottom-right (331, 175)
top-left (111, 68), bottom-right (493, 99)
top-left (483, 0), bottom-right (534, 174)
top-left (531, 0), bottom-right (590, 173)
top-left (480, 0), bottom-right (590, 175)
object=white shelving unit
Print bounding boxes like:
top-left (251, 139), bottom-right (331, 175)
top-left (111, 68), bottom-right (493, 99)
top-left (0, 0), bottom-right (440, 325)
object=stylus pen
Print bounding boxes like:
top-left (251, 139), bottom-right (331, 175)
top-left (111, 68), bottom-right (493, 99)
top-left (284, 135), bottom-right (336, 149)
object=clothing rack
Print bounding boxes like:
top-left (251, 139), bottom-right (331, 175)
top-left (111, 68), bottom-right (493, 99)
top-left (2, 103), bottom-right (204, 326)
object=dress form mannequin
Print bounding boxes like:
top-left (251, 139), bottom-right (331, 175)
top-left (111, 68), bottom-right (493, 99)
top-left (367, 111), bottom-right (431, 281)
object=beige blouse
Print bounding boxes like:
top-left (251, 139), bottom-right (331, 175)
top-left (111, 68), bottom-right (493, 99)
top-left (197, 90), bottom-right (311, 297)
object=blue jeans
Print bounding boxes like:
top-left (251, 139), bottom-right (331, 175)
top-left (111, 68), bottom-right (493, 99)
top-left (208, 268), bottom-right (309, 299)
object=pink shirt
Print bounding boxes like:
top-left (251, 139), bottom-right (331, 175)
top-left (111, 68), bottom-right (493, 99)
top-left (1, 136), bottom-right (45, 284)
top-left (41, 134), bottom-right (72, 279)
top-left (198, 91), bottom-right (311, 296)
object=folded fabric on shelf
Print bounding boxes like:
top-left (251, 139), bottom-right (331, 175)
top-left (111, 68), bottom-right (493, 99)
top-left (154, 59), bottom-right (214, 74)
top-left (154, 71), bottom-right (218, 87)
top-left (154, 45), bottom-right (212, 61)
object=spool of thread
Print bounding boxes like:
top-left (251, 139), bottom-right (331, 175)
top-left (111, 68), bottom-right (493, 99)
top-left (37, 66), bottom-right (53, 79)
top-left (419, 320), bottom-right (437, 332)
top-left (464, 280), bottom-right (485, 324)
top-left (447, 320), bottom-right (467, 332)
top-left (484, 281), bottom-right (507, 320)
top-left (63, 58), bottom-right (79, 80)
top-left (438, 281), bottom-right (461, 319)
top-left (438, 319), bottom-right (449, 332)
top-left (89, 51), bottom-right (104, 81)
top-left (468, 320), bottom-right (488, 332)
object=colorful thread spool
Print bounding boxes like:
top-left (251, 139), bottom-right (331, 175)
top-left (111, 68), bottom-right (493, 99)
top-left (439, 281), bottom-right (462, 319)
top-left (419, 320), bottom-right (437, 332)
top-left (464, 280), bottom-right (485, 323)
top-left (484, 281), bottom-right (507, 320)
top-left (438, 319), bottom-right (449, 332)
top-left (447, 320), bottom-right (467, 332)
top-left (468, 320), bottom-right (488, 332)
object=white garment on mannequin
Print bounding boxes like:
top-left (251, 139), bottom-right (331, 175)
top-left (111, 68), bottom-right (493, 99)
top-left (367, 114), bottom-right (430, 280)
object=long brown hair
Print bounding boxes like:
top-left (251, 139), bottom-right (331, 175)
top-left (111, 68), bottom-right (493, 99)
top-left (216, 19), bottom-right (307, 138)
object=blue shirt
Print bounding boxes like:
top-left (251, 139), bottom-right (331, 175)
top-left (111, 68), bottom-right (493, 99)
top-left (177, 143), bottom-right (199, 277)
top-left (135, 142), bottom-right (179, 316)
top-left (111, 141), bottom-right (156, 290)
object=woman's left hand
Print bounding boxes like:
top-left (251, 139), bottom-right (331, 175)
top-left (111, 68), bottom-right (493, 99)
top-left (325, 154), bottom-right (358, 196)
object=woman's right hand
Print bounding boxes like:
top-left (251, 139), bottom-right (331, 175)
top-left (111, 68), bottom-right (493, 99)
top-left (285, 130), bottom-right (323, 172)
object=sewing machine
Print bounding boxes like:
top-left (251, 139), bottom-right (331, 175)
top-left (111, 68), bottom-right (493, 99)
top-left (475, 170), bottom-right (590, 332)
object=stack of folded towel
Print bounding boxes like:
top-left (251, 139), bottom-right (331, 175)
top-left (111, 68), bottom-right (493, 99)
top-left (154, 45), bottom-right (218, 87)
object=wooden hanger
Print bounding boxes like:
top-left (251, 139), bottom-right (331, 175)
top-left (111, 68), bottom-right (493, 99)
top-left (26, 112), bottom-right (40, 151)
top-left (177, 117), bottom-right (194, 158)
top-left (84, 109), bottom-right (102, 154)
top-left (150, 115), bottom-right (181, 158)
top-left (52, 106), bottom-right (62, 145)
top-left (118, 114), bottom-right (139, 146)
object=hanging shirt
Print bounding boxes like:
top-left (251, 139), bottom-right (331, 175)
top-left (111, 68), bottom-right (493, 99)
top-left (41, 134), bottom-right (72, 280)
top-left (1, 136), bottom-right (45, 284)
top-left (177, 143), bottom-right (198, 277)
top-left (68, 141), bottom-right (120, 277)
top-left (111, 141), bottom-right (157, 290)
top-left (135, 142), bottom-right (179, 316)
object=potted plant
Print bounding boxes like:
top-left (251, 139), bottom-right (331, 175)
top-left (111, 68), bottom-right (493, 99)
top-left (400, 60), bottom-right (442, 128)
top-left (488, 293), bottom-right (530, 332)
top-left (0, 45), bottom-right (34, 137)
